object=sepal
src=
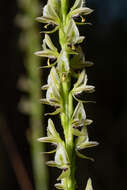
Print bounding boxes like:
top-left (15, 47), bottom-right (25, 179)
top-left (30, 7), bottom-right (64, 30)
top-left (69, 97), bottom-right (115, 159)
top-left (36, 16), bottom-right (57, 25)
top-left (71, 0), bottom-right (85, 11)
top-left (84, 119), bottom-right (93, 126)
top-left (76, 36), bottom-right (85, 44)
top-left (38, 136), bottom-right (58, 143)
top-left (47, 119), bottom-right (61, 140)
top-left (77, 141), bottom-right (99, 150)
top-left (40, 98), bottom-right (59, 107)
top-left (41, 84), bottom-right (48, 90)
top-left (72, 127), bottom-right (85, 136)
top-left (71, 8), bottom-right (93, 17)
top-left (40, 149), bottom-right (56, 154)
top-left (45, 34), bottom-right (58, 52)
top-left (72, 70), bottom-right (95, 95)
top-left (55, 179), bottom-right (66, 189)
top-left (57, 168), bottom-right (70, 181)
top-left (35, 34), bottom-right (59, 62)
top-left (46, 143), bottom-right (70, 171)
top-left (48, 67), bottom-right (60, 89)
top-left (76, 150), bottom-right (94, 162)
top-left (72, 102), bottom-right (86, 127)
top-left (45, 0), bottom-right (61, 17)
top-left (72, 94), bottom-right (96, 104)
top-left (38, 119), bottom-right (62, 144)
top-left (55, 183), bottom-right (64, 189)
top-left (45, 108), bottom-right (61, 116)
top-left (66, 19), bottom-right (81, 45)
top-left (43, 3), bottom-right (60, 24)
top-left (46, 161), bottom-right (58, 167)
top-left (57, 50), bottom-right (70, 72)
top-left (74, 70), bottom-right (86, 88)
top-left (70, 47), bottom-right (94, 70)
top-left (55, 143), bottom-right (70, 168)
top-left (84, 61), bottom-right (94, 67)
top-left (76, 126), bottom-right (99, 151)
top-left (85, 178), bottom-right (93, 190)
top-left (40, 25), bottom-right (59, 34)
top-left (34, 49), bottom-right (58, 58)
top-left (46, 67), bottom-right (61, 105)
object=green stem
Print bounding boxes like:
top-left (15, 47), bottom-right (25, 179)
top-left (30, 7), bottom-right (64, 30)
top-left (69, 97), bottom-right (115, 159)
top-left (61, 79), bottom-right (75, 190)
top-left (59, 0), bottom-right (76, 186)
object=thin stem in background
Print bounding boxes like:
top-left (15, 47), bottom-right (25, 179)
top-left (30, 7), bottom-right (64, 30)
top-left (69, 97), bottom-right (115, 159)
top-left (17, 0), bottom-right (49, 190)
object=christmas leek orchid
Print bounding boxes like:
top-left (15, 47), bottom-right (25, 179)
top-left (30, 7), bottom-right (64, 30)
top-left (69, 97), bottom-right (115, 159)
top-left (35, 0), bottom-right (98, 190)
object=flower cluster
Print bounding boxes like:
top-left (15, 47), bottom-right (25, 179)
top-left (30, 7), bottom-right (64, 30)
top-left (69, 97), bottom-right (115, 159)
top-left (35, 0), bottom-right (98, 189)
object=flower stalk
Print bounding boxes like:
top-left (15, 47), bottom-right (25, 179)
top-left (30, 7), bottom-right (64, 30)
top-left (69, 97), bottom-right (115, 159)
top-left (36, 0), bottom-right (98, 190)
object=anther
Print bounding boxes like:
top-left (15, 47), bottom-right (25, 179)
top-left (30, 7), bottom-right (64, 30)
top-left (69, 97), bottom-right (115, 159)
top-left (72, 44), bottom-right (76, 50)
top-left (44, 23), bottom-right (50, 29)
top-left (47, 58), bottom-right (50, 66)
top-left (80, 16), bottom-right (85, 23)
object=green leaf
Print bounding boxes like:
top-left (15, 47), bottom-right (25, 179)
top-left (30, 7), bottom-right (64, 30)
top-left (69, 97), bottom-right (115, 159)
top-left (85, 178), bottom-right (93, 190)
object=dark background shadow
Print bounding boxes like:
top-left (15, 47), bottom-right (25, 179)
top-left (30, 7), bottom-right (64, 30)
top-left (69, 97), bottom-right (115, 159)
top-left (0, 0), bottom-right (127, 190)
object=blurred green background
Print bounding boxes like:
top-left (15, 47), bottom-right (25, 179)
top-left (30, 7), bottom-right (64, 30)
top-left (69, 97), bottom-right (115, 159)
top-left (0, 0), bottom-right (127, 190)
